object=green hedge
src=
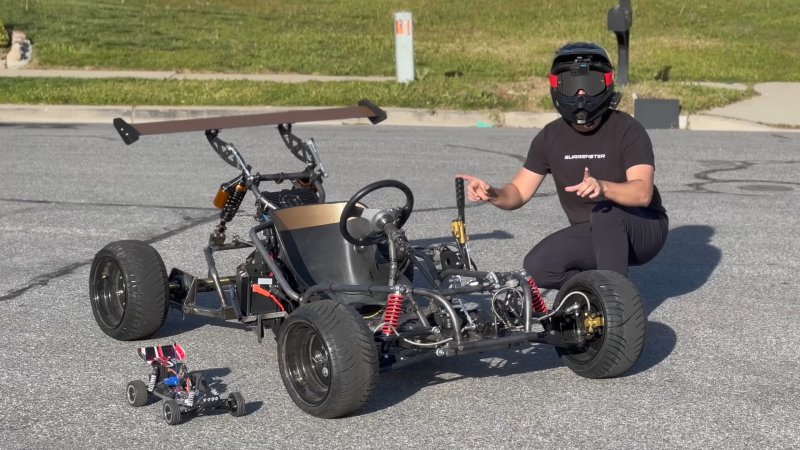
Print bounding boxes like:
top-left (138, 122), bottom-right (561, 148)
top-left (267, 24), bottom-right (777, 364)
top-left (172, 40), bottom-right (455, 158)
top-left (0, 20), bottom-right (8, 47)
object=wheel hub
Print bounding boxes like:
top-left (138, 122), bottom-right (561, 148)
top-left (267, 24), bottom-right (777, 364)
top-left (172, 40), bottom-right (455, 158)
top-left (93, 258), bottom-right (127, 329)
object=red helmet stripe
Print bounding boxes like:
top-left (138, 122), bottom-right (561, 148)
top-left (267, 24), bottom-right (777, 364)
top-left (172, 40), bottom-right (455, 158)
top-left (605, 71), bottom-right (614, 86)
top-left (549, 74), bottom-right (559, 88)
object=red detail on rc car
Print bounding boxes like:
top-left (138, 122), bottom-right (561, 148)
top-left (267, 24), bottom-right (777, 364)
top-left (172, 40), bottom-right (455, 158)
top-left (138, 343), bottom-right (186, 367)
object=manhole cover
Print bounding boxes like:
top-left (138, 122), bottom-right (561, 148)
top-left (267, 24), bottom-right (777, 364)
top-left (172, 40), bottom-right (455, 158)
top-left (737, 184), bottom-right (793, 192)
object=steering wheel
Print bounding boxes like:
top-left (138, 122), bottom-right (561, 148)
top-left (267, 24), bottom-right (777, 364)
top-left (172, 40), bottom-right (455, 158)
top-left (339, 179), bottom-right (414, 246)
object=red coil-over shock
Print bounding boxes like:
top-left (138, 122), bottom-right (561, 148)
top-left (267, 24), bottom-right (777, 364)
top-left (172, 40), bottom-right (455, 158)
top-left (382, 291), bottom-right (405, 336)
top-left (527, 276), bottom-right (548, 314)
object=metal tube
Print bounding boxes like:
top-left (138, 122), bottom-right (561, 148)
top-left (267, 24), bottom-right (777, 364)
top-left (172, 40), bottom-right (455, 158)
top-left (250, 185), bottom-right (278, 211)
top-left (313, 179), bottom-right (326, 203)
top-left (248, 222), bottom-right (300, 301)
top-left (385, 223), bottom-right (399, 285)
top-left (257, 170), bottom-right (314, 182)
top-left (210, 241), bottom-right (254, 251)
top-left (455, 332), bottom-right (546, 356)
top-left (439, 268), bottom-right (490, 280)
top-left (435, 284), bottom-right (492, 296)
top-left (412, 288), bottom-right (462, 348)
top-left (203, 245), bottom-right (241, 319)
top-left (405, 292), bottom-right (430, 328)
top-left (300, 283), bottom-right (405, 304)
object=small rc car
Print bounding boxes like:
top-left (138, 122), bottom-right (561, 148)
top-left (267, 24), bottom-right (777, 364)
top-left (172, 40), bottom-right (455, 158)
top-left (93, 101), bottom-right (646, 419)
top-left (125, 343), bottom-right (245, 425)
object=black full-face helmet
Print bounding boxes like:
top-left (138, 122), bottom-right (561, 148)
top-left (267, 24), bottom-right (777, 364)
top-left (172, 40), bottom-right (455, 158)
top-left (549, 42), bottom-right (618, 125)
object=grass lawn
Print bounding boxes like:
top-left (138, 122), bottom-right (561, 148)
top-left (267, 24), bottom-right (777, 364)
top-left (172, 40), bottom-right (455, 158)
top-left (1, 0), bottom-right (797, 112)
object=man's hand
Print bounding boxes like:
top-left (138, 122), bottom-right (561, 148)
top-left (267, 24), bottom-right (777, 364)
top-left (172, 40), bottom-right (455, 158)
top-left (565, 167), bottom-right (604, 198)
top-left (457, 174), bottom-right (496, 202)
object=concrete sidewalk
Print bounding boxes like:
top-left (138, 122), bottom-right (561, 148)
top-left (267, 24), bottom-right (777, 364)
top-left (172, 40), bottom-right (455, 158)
top-left (0, 68), bottom-right (797, 131)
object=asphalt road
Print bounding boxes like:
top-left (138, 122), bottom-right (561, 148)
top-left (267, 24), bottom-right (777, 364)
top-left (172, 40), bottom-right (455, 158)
top-left (1, 122), bottom-right (798, 449)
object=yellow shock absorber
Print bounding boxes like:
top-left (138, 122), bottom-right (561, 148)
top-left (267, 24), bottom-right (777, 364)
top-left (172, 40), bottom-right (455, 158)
top-left (213, 186), bottom-right (230, 209)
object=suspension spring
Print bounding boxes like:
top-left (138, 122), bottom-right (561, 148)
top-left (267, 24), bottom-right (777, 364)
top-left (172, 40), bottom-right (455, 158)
top-left (147, 372), bottom-right (157, 391)
top-left (527, 276), bottom-right (548, 314)
top-left (221, 183), bottom-right (247, 222)
top-left (382, 291), bottom-right (405, 336)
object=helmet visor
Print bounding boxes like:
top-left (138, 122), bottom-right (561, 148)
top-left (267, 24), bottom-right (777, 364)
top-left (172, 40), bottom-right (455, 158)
top-left (550, 61), bottom-right (613, 96)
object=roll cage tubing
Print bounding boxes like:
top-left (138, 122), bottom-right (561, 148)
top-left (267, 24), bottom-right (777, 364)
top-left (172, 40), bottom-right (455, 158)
top-left (108, 100), bottom-right (386, 318)
top-left (112, 99), bottom-right (386, 145)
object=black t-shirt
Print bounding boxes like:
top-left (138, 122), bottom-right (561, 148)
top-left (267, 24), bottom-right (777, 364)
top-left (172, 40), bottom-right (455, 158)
top-left (524, 110), bottom-right (665, 225)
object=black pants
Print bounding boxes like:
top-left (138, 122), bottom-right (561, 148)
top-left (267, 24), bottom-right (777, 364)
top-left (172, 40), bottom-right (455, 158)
top-left (523, 201), bottom-right (669, 289)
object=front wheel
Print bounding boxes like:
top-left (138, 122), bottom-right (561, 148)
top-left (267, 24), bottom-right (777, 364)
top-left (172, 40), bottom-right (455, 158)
top-left (89, 240), bottom-right (169, 340)
top-left (553, 270), bottom-right (646, 379)
top-left (277, 300), bottom-right (378, 418)
top-left (126, 380), bottom-right (149, 407)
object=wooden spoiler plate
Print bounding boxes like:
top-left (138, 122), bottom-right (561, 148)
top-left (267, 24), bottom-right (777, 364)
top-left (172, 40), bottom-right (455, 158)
top-left (113, 99), bottom-right (386, 145)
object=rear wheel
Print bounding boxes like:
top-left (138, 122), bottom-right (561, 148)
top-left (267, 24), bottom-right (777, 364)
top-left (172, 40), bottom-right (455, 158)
top-left (228, 391), bottom-right (246, 417)
top-left (163, 399), bottom-right (182, 425)
top-left (277, 300), bottom-right (378, 418)
top-left (553, 270), bottom-right (645, 378)
top-left (89, 240), bottom-right (169, 340)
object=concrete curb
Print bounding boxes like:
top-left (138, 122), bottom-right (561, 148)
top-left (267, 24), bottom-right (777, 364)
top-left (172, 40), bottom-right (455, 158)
top-left (0, 68), bottom-right (394, 83)
top-left (0, 104), bottom-right (796, 132)
top-left (1, 69), bottom-right (797, 131)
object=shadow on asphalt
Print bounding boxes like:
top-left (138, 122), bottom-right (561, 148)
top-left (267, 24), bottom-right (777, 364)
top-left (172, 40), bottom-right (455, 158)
top-left (626, 224), bottom-right (721, 375)
top-left (152, 225), bottom-right (720, 414)
top-left (360, 345), bottom-right (563, 415)
top-left (626, 321), bottom-right (677, 377)
top-left (363, 322), bottom-right (680, 413)
top-left (632, 224), bottom-right (721, 316)
top-left (156, 311), bottom-right (252, 337)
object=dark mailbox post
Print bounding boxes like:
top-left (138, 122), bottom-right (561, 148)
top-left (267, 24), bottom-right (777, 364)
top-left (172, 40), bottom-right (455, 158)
top-left (607, 0), bottom-right (632, 86)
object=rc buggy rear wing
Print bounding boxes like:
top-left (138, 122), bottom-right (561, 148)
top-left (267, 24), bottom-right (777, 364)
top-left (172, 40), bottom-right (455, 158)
top-left (112, 99), bottom-right (386, 145)
top-left (137, 343), bottom-right (187, 366)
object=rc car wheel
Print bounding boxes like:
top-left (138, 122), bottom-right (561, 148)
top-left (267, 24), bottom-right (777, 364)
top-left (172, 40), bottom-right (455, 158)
top-left (552, 270), bottom-right (645, 379)
top-left (89, 240), bottom-right (169, 340)
top-left (163, 399), bottom-right (182, 425)
top-left (126, 380), bottom-right (149, 407)
top-left (228, 391), bottom-right (246, 417)
top-left (277, 299), bottom-right (379, 418)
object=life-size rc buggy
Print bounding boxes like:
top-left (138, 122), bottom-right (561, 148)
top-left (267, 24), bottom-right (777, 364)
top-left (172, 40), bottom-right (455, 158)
top-left (126, 343), bottom-right (245, 425)
top-left (90, 100), bottom-right (646, 419)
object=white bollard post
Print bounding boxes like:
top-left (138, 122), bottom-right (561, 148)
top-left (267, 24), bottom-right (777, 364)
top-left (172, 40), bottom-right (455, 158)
top-left (394, 11), bottom-right (415, 83)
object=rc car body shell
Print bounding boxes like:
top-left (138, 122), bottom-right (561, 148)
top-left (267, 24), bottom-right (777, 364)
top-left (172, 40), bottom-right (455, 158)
top-left (127, 343), bottom-right (244, 425)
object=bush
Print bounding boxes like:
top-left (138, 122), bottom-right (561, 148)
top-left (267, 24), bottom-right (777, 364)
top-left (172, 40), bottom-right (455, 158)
top-left (0, 21), bottom-right (8, 47)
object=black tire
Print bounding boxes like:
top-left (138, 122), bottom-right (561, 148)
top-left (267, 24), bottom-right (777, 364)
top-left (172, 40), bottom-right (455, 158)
top-left (89, 240), bottom-right (169, 341)
top-left (126, 380), bottom-right (149, 407)
top-left (553, 270), bottom-right (645, 379)
top-left (163, 399), bottom-right (182, 425)
top-left (228, 391), bottom-right (246, 417)
top-left (277, 300), bottom-right (379, 418)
